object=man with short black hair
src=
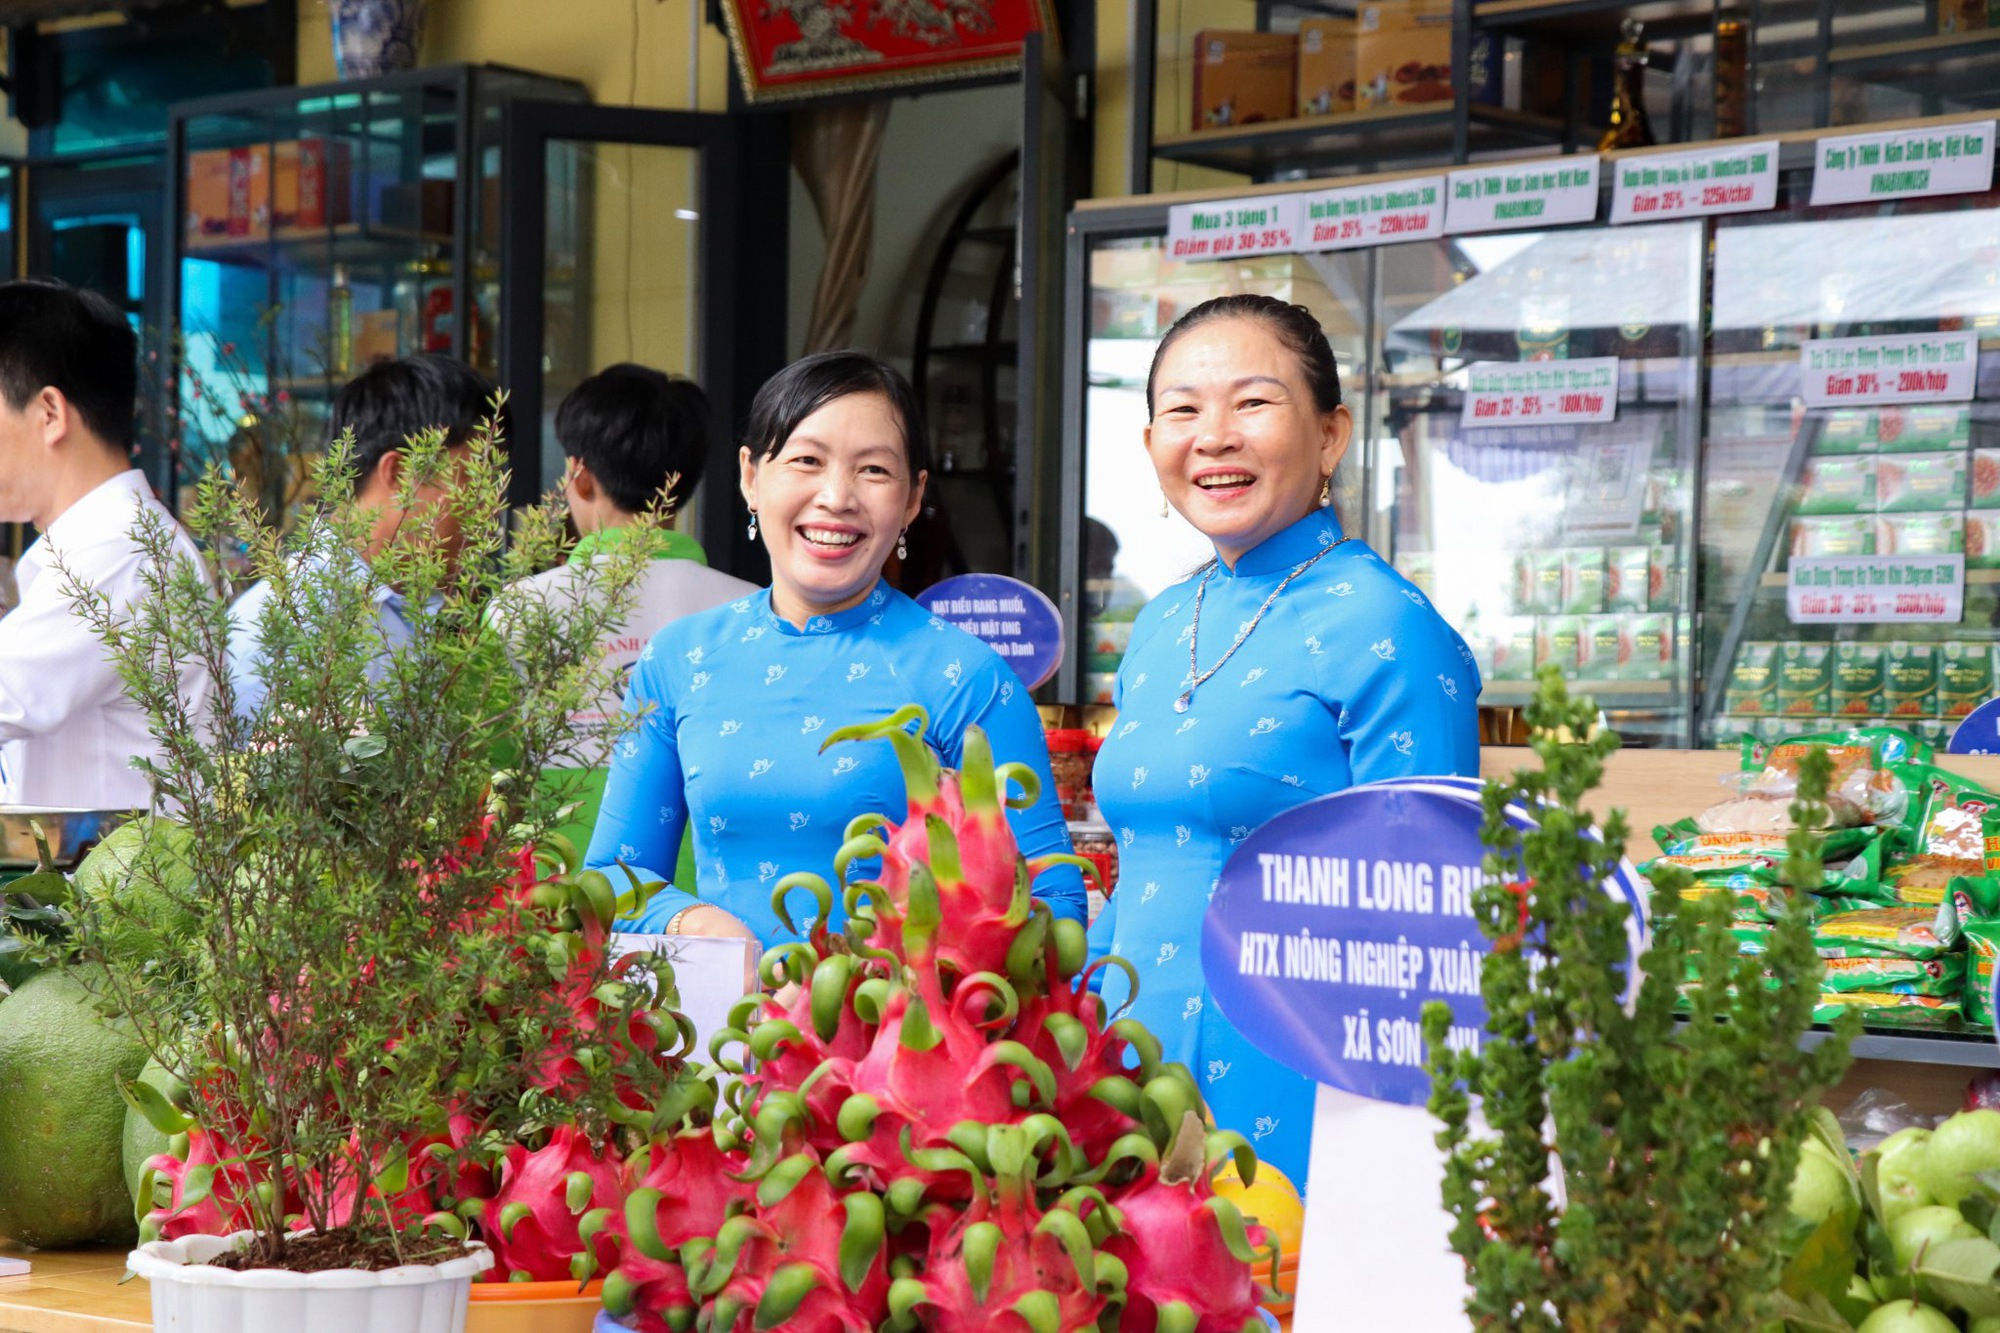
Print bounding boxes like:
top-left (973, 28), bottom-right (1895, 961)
top-left (226, 353), bottom-right (503, 719)
top-left (0, 278), bottom-right (214, 807)
top-left (499, 365), bottom-right (752, 863)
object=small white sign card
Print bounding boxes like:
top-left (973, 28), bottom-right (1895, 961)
top-left (1800, 332), bottom-right (1979, 408)
top-left (1299, 175), bottom-right (1447, 251)
top-left (1462, 357), bottom-right (1621, 427)
top-left (1609, 140), bottom-right (1780, 224)
top-left (1165, 195), bottom-right (1302, 261)
top-left (1445, 156), bottom-right (1601, 234)
top-left (1811, 120), bottom-right (1996, 206)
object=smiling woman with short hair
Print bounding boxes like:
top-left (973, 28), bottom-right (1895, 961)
top-left (584, 351), bottom-right (1084, 945)
top-left (1090, 294), bottom-right (1481, 1187)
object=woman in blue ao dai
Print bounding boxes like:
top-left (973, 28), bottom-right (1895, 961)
top-left (586, 353), bottom-right (1082, 947)
top-left (1090, 296), bottom-right (1480, 1187)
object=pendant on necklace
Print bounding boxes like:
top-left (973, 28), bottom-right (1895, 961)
top-left (1174, 693), bottom-right (1192, 714)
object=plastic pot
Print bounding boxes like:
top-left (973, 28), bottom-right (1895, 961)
top-left (465, 1277), bottom-right (605, 1333)
top-left (128, 1231), bottom-right (492, 1333)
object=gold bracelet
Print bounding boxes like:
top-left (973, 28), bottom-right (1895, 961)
top-left (664, 904), bottom-right (698, 935)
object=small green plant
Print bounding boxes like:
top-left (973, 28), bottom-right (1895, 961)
top-left (1425, 667), bottom-right (1857, 1330)
top-left (51, 412), bottom-right (702, 1267)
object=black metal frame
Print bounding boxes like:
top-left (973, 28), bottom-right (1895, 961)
top-left (498, 99), bottom-right (792, 579)
top-left (161, 63), bottom-right (589, 510)
top-left (1122, 0), bottom-right (1918, 187)
top-left (0, 158), bottom-right (21, 279)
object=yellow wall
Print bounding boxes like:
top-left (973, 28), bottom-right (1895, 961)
top-left (1088, 0), bottom-right (1254, 201)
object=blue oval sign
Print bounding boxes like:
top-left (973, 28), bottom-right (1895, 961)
top-left (1202, 784), bottom-right (1639, 1106)
top-left (917, 574), bottom-right (1064, 690)
top-left (1950, 699), bottom-right (2000, 755)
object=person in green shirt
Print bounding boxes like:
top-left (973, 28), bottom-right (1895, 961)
top-left (502, 365), bottom-right (754, 878)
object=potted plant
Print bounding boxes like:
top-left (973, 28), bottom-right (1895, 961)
top-left (62, 416), bottom-right (700, 1332)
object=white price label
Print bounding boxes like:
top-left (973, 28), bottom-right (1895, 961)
top-left (1811, 121), bottom-right (1996, 205)
top-left (1461, 358), bottom-right (1620, 427)
top-left (1786, 555), bottom-right (1965, 624)
top-left (1445, 158), bottom-right (1600, 234)
top-left (1800, 332), bottom-right (1978, 408)
top-left (1299, 176), bottom-right (1446, 251)
top-left (1166, 195), bottom-right (1302, 260)
top-left (1610, 141), bottom-right (1780, 224)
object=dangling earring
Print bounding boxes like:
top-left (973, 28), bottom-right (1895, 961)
top-left (747, 510), bottom-right (759, 541)
top-left (1159, 491), bottom-right (1170, 519)
top-left (1318, 475), bottom-right (1332, 507)
top-left (896, 528), bottom-right (909, 560)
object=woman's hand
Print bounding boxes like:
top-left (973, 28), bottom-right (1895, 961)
top-left (672, 903), bottom-right (758, 940)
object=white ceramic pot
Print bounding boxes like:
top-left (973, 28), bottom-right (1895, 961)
top-left (128, 1231), bottom-right (493, 1333)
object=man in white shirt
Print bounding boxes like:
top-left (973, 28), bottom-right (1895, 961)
top-left (0, 280), bottom-right (214, 809)
top-left (497, 365), bottom-right (753, 875)
top-left (226, 354), bottom-right (500, 720)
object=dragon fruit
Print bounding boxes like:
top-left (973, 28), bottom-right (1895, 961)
top-left (479, 1126), bottom-right (627, 1282)
top-left (604, 711), bottom-right (1276, 1332)
top-left (137, 1126), bottom-right (277, 1242)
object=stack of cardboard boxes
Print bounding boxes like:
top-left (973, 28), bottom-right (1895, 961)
top-left (1191, 0), bottom-right (1454, 130)
top-left (185, 140), bottom-right (354, 246)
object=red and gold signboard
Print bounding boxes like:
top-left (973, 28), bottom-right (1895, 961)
top-left (721, 0), bottom-right (1057, 103)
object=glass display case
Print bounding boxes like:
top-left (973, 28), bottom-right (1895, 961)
top-left (0, 163), bottom-right (16, 281)
top-left (163, 65), bottom-right (586, 523)
top-left (1061, 117), bottom-right (2000, 752)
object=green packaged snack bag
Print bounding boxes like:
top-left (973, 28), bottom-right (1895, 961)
top-left (1949, 873), bottom-right (2000, 924)
top-left (1966, 920), bottom-right (2000, 1026)
top-left (1726, 643), bottom-right (1779, 717)
top-left (1798, 456), bottom-right (1877, 515)
top-left (1777, 642), bottom-right (1833, 717)
top-left (1812, 991), bottom-right (1962, 1028)
top-left (1882, 854), bottom-right (1988, 906)
top-left (1651, 823), bottom-right (1877, 863)
top-left (1740, 725), bottom-right (1933, 771)
top-left (1902, 763), bottom-right (1999, 859)
top-left (1877, 451), bottom-right (1968, 512)
top-left (1815, 903), bottom-right (1961, 960)
top-left (1817, 952), bottom-right (1965, 996)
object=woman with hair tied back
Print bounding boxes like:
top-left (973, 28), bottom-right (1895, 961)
top-left (1091, 294), bottom-right (1480, 1186)
top-left (585, 350), bottom-right (1084, 946)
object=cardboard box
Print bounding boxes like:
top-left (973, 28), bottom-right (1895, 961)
top-left (1296, 18), bottom-right (1357, 118)
top-left (1536, 615), bottom-right (1582, 673)
top-left (1832, 643), bottom-right (1885, 717)
top-left (1777, 641), bottom-right (1833, 716)
top-left (1877, 405), bottom-right (1970, 453)
top-left (1605, 545), bottom-right (1650, 613)
top-left (1578, 615), bottom-right (1625, 681)
top-left (1726, 641), bottom-right (1779, 717)
top-left (275, 139), bottom-right (355, 234)
top-left (1940, 642), bottom-right (1995, 720)
top-left (1877, 452), bottom-right (1967, 512)
top-left (1356, 0), bottom-right (1454, 112)
top-left (1192, 30), bottom-right (1298, 129)
top-left (1626, 614), bottom-right (1673, 682)
top-left (1798, 456), bottom-right (1876, 515)
top-left (244, 144), bottom-right (270, 241)
top-left (1885, 642), bottom-right (1940, 719)
top-left (1940, 0), bottom-right (1988, 33)
top-left (226, 148), bottom-right (252, 238)
top-left (186, 149), bottom-right (234, 242)
top-left (1562, 547), bottom-right (1606, 614)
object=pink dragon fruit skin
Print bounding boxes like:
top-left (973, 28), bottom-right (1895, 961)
top-left (1100, 1115), bottom-right (1270, 1333)
top-left (480, 1126), bottom-right (627, 1283)
top-left (607, 1129), bottom-right (758, 1325)
top-left (138, 1127), bottom-right (269, 1241)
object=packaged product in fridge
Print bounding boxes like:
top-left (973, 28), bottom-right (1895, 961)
top-left (1529, 549), bottom-right (1566, 614)
top-left (1832, 643), bottom-right (1886, 717)
top-left (1876, 513), bottom-right (1964, 556)
top-left (1817, 409), bottom-right (1876, 454)
top-left (1776, 641), bottom-right (1832, 717)
top-left (1626, 613), bottom-right (1672, 681)
top-left (1490, 621), bottom-right (1535, 681)
top-left (1536, 615), bottom-right (1582, 672)
top-left (1876, 451), bottom-right (1968, 512)
top-left (1972, 448), bottom-right (2000, 509)
top-left (1798, 456), bottom-right (1876, 515)
top-left (1578, 615), bottom-right (1626, 681)
top-left (1876, 404), bottom-right (1970, 453)
top-left (1790, 516), bottom-right (1875, 559)
top-left (1967, 514), bottom-right (2000, 568)
top-left (1726, 641), bottom-right (1779, 716)
top-left (1884, 642), bottom-right (1940, 720)
top-left (1563, 547), bottom-right (1607, 614)
top-left (1605, 545), bottom-right (1651, 612)
top-left (1940, 641), bottom-right (1996, 720)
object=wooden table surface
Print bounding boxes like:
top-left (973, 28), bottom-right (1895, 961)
top-left (0, 1244), bottom-right (149, 1332)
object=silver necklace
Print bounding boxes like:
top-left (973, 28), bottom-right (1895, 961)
top-left (1175, 537), bottom-right (1351, 714)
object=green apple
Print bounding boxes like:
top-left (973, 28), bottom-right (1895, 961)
top-left (1888, 1205), bottom-right (1983, 1270)
top-left (1858, 1301), bottom-right (1962, 1333)
top-left (1871, 1127), bottom-right (1936, 1226)
top-left (1921, 1109), bottom-right (2000, 1208)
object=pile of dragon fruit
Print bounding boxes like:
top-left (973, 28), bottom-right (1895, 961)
top-left (137, 707), bottom-right (1277, 1332)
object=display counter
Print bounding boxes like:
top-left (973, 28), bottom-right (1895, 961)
top-left (1058, 111), bottom-right (2000, 755)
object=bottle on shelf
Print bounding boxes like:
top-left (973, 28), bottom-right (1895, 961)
top-left (329, 264), bottom-right (353, 378)
top-left (1598, 19), bottom-right (1657, 152)
top-left (1713, 7), bottom-right (1750, 139)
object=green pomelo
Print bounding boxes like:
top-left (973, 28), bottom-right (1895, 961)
top-left (1920, 1108), bottom-right (2000, 1208)
top-left (1887, 1205), bottom-right (1982, 1270)
top-left (70, 819), bottom-right (198, 970)
top-left (120, 1056), bottom-right (184, 1201)
top-left (1970, 1318), bottom-right (2000, 1333)
top-left (1858, 1301), bottom-right (1960, 1333)
top-left (1784, 1137), bottom-right (1862, 1301)
top-left (1871, 1127), bottom-right (1935, 1226)
top-left (0, 971), bottom-right (146, 1246)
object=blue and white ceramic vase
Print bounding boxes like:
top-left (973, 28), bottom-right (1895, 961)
top-left (330, 0), bottom-right (430, 80)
